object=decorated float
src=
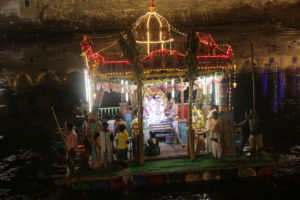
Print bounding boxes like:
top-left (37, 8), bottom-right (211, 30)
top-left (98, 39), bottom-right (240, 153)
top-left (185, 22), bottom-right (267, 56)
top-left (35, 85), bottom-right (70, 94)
top-left (57, 0), bottom-right (275, 189)
top-left (80, 0), bottom-right (237, 162)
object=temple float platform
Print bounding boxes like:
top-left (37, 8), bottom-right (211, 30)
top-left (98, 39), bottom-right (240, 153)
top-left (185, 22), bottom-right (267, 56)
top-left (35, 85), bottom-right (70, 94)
top-left (53, 153), bottom-right (275, 190)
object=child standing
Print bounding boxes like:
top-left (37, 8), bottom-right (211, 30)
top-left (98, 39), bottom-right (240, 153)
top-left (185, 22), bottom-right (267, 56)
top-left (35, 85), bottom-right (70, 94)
top-left (117, 124), bottom-right (129, 162)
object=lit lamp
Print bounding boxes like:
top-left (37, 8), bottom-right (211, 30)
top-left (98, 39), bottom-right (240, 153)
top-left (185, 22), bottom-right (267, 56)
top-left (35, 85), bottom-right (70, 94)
top-left (233, 82), bottom-right (237, 88)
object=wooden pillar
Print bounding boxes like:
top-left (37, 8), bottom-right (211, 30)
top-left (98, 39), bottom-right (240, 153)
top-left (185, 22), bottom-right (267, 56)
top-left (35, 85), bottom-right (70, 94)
top-left (137, 80), bottom-right (144, 165)
top-left (188, 78), bottom-right (195, 161)
top-left (180, 78), bottom-right (185, 120)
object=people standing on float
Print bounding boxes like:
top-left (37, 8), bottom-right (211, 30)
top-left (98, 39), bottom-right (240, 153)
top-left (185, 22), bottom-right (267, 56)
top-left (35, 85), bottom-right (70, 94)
top-left (248, 109), bottom-right (263, 162)
top-left (107, 115), bottom-right (116, 133)
top-left (94, 119), bottom-right (102, 166)
top-left (87, 112), bottom-right (101, 169)
top-left (81, 115), bottom-right (90, 154)
top-left (210, 111), bottom-right (222, 160)
top-left (65, 122), bottom-right (78, 177)
top-left (235, 109), bottom-right (251, 155)
top-left (205, 105), bottom-right (219, 152)
top-left (114, 114), bottom-right (123, 136)
top-left (117, 124), bottom-right (129, 162)
top-left (99, 122), bottom-right (114, 174)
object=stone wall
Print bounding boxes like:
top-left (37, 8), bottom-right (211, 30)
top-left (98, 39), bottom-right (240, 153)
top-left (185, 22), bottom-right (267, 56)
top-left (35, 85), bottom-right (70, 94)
top-left (1, 23), bottom-right (300, 83)
top-left (1, 0), bottom-right (300, 33)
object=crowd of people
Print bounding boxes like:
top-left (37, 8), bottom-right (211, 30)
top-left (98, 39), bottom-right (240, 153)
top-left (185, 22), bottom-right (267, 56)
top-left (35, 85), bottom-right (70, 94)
top-left (51, 98), bottom-right (264, 193)
top-left (51, 99), bottom-right (132, 178)
top-left (61, 111), bottom-right (134, 191)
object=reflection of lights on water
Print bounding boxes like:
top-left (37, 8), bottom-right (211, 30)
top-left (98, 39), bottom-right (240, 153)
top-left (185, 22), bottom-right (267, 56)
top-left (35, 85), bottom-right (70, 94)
top-left (293, 67), bottom-right (297, 97)
top-left (279, 70), bottom-right (284, 101)
top-left (278, 70), bottom-right (285, 109)
top-left (262, 69), bottom-right (268, 97)
top-left (272, 66), bottom-right (278, 114)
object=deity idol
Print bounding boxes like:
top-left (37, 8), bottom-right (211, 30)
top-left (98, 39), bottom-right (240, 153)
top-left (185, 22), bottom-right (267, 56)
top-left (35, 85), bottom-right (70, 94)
top-left (144, 93), bottom-right (166, 124)
top-left (144, 94), bottom-right (155, 119)
top-left (152, 94), bottom-right (166, 123)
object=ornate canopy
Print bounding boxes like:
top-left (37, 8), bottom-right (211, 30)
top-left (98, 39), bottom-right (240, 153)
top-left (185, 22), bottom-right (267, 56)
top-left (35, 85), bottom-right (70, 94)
top-left (133, 0), bottom-right (173, 54)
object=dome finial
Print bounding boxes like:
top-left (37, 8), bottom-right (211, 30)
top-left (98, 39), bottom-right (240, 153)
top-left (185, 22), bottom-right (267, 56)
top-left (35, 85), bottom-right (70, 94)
top-left (149, 0), bottom-right (155, 12)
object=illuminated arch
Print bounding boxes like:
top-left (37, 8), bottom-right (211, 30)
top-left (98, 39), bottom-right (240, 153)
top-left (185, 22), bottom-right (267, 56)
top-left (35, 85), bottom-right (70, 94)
top-left (14, 73), bottom-right (33, 88)
top-left (36, 71), bottom-right (62, 86)
top-left (0, 73), bottom-right (12, 87)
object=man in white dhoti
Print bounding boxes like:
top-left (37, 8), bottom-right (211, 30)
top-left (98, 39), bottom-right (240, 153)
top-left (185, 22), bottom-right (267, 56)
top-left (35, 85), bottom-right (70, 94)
top-left (210, 111), bottom-right (222, 160)
top-left (205, 105), bottom-right (219, 152)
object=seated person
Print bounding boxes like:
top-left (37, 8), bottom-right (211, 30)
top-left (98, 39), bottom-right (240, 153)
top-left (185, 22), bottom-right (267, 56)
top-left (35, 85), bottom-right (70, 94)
top-left (145, 133), bottom-right (160, 156)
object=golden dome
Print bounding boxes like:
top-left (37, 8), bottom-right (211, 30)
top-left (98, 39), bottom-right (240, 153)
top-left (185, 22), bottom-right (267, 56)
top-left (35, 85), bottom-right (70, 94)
top-left (133, 1), bottom-right (173, 54)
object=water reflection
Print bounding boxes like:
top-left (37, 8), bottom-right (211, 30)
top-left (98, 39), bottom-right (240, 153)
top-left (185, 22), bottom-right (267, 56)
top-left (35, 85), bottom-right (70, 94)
top-left (262, 69), bottom-right (268, 97)
top-left (262, 68), bottom-right (299, 114)
top-left (272, 67), bottom-right (279, 114)
top-left (293, 67), bottom-right (297, 97)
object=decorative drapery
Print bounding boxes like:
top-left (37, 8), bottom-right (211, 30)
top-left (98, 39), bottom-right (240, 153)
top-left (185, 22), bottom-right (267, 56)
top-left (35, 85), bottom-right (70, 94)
top-left (94, 90), bottom-right (104, 106)
top-left (95, 75), bottom-right (224, 94)
top-left (96, 82), bottom-right (137, 93)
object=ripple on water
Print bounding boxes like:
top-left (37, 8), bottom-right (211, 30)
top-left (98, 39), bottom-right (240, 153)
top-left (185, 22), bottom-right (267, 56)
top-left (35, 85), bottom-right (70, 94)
top-left (0, 149), bottom-right (34, 181)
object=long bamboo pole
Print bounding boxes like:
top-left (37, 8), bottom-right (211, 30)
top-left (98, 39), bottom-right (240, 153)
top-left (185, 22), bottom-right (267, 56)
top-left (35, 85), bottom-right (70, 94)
top-left (250, 43), bottom-right (257, 163)
top-left (250, 43), bottom-right (256, 128)
top-left (51, 106), bottom-right (64, 140)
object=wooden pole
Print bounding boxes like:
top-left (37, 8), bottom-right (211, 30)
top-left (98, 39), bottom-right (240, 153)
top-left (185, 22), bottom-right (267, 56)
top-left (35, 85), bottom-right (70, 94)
top-left (137, 76), bottom-right (144, 165)
top-left (180, 78), bottom-right (185, 120)
top-left (250, 43), bottom-right (256, 127)
top-left (185, 29), bottom-right (196, 161)
top-left (188, 78), bottom-right (195, 160)
top-left (250, 43), bottom-right (257, 163)
top-left (51, 106), bottom-right (64, 139)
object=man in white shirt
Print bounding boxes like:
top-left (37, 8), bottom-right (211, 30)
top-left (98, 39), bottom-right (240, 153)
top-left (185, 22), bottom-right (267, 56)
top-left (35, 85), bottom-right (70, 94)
top-left (99, 122), bottom-right (114, 174)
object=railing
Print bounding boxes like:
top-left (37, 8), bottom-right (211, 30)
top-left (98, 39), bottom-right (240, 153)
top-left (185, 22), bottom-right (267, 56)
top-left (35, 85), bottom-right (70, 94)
top-left (99, 107), bottom-right (120, 118)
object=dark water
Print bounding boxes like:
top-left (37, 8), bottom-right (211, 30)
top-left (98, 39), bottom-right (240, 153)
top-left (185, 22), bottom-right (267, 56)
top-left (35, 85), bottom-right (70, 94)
top-left (1, 69), bottom-right (300, 199)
